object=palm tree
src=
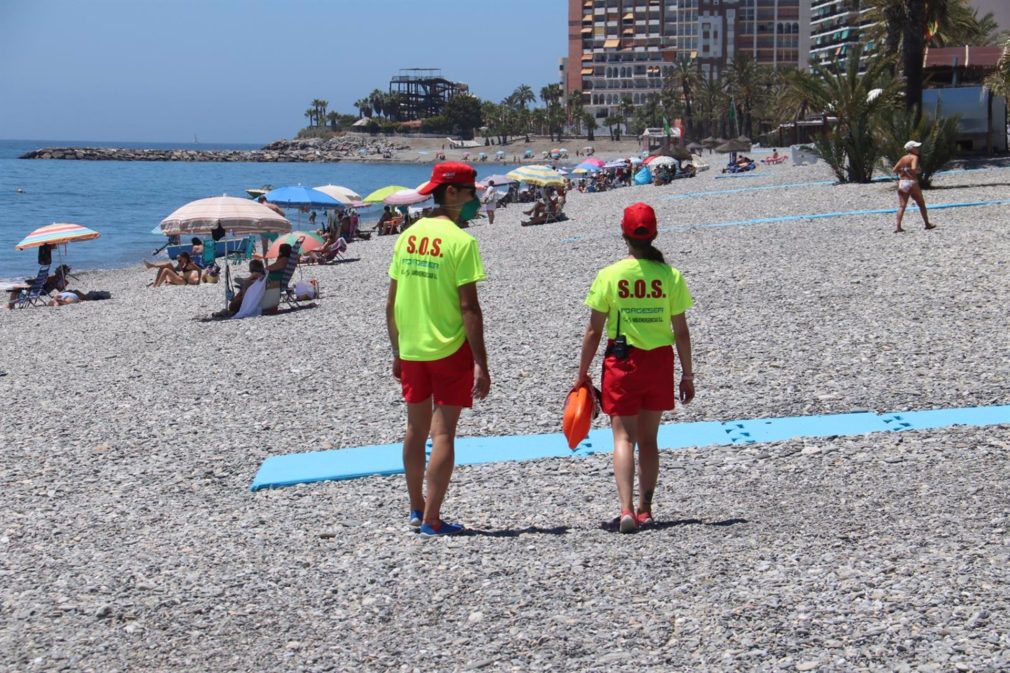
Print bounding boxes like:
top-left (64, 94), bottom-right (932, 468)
top-left (985, 38), bottom-right (1010, 100)
top-left (540, 83), bottom-right (564, 140)
top-left (786, 44), bottom-right (901, 182)
top-left (866, 0), bottom-right (1000, 117)
top-left (368, 89), bottom-right (385, 118)
top-left (903, 0), bottom-right (927, 116)
top-left (669, 58), bottom-right (699, 137)
top-left (326, 111), bottom-right (339, 131)
top-left (304, 108), bottom-right (316, 128)
top-left (619, 95), bottom-right (635, 135)
top-left (727, 55), bottom-right (763, 138)
top-left (775, 69), bottom-right (816, 145)
top-left (605, 114), bottom-right (624, 141)
top-left (567, 90), bottom-right (585, 134)
top-left (312, 99), bottom-right (328, 125)
top-left (697, 74), bottom-right (727, 138)
top-left (354, 98), bottom-right (372, 118)
top-left (582, 112), bottom-right (597, 141)
top-left (512, 84), bottom-right (535, 110)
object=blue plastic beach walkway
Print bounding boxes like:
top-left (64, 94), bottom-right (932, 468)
top-left (251, 404), bottom-right (1010, 491)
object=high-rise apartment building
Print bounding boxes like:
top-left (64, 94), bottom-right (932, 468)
top-left (568, 0), bottom-right (808, 119)
top-left (808, 0), bottom-right (873, 70)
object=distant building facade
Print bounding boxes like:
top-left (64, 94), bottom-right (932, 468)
top-left (567, 0), bottom-right (809, 120)
top-left (808, 0), bottom-right (873, 70)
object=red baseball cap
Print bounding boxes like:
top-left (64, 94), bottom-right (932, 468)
top-left (417, 162), bottom-right (477, 195)
top-left (621, 202), bottom-right (658, 240)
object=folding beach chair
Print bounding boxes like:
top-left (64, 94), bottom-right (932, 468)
top-left (13, 265), bottom-right (51, 308)
top-left (261, 239), bottom-right (303, 313)
top-left (543, 199), bottom-right (568, 224)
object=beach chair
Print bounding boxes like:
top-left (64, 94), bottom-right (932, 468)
top-left (261, 239), bottom-right (302, 313)
top-left (543, 200), bottom-right (568, 224)
top-left (13, 265), bottom-right (53, 308)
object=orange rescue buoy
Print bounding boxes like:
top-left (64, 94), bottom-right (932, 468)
top-left (563, 382), bottom-right (600, 450)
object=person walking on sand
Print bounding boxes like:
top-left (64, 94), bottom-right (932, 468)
top-left (574, 203), bottom-right (695, 533)
top-left (386, 162), bottom-right (491, 537)
top-left (481, 180), bottom-right (498, 225)
top-left (893, 140), bottom-right (935, 233)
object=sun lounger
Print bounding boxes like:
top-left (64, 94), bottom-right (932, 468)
top-left (13, 265), bottom-right (52, 308)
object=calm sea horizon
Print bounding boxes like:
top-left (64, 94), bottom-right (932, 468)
top-left (0, 138), bottom-right (512, 282)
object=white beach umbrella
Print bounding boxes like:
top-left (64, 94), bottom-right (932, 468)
top-left (314, 184), bottom-right (361, 205)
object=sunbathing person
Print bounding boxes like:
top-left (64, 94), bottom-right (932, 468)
top-left (302, 231), bottom-right (347, 264)
top-left (151, 252), bottom-right (200, 287)
top-left (6, 264), bottom-right (71, 308)
top-left (49, 289), bottom-right (87, 306)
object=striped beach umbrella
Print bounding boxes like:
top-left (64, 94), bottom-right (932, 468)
top-left (266, 231), bottom-right (325, 259)
top-left (160, 196), bottom-right (291, 236)
top-left (505, 165), bottom-right (565, 188)
top-left (16, 223), bottom-right (100, 250)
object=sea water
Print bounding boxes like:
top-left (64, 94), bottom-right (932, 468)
top-left (0, 139), bottom-right (507, 281)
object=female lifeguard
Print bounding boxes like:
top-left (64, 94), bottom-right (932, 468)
top-left (574, 203), bottom-right (695, 533)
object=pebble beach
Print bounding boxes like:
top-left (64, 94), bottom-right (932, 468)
top-left (2, 158), bottom-right (1010, 672)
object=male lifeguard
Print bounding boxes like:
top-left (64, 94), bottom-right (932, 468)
top-left (386, 162), bottom-right (491, 536)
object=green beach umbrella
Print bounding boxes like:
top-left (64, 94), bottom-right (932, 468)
top-left (362, 185), bottom-right (410, 204)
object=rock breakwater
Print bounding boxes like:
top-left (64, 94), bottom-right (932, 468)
top-left (19, 136), bottom-right (411, 162)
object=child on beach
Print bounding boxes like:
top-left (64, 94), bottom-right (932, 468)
top-left (574, 203), bottom-right (695, 533)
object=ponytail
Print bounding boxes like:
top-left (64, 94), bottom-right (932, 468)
top-left (625, 236), bottom-right (665, 264)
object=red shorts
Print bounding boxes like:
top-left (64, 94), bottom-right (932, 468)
top-left (601, 342), bottom-right (675, 416)
top-left (400, 341), bottom-right (474, 407)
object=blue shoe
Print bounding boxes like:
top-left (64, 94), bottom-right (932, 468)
top-left (418, 520), bottom-right (465, 537)
top-left (408, 510), bottom-right (423, 530)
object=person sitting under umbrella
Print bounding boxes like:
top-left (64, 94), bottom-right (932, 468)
top-left (214, 260), bottom-right (266, 318)
top-left (6, 264), bottom-right (71, 308)
top-left (151, 252), bottom-right (200, 287)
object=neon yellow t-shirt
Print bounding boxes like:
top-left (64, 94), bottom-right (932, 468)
top-left (388, 217), bottom-right (486, 361)
top-left (584, 258), bottom-right (692, 350)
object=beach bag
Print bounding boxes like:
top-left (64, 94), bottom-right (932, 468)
top-left (634, 167), bottom-right (653, 185)
top-left (293, 280), bottom-right (317, 300)
top-left (84, 290), bottom-right (112, 301)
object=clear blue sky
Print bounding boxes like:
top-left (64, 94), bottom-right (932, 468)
top-left (0, 0), bottom-right (567, 143)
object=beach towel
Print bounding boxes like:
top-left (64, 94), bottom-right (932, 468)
top-left (232, 277), bottom-right (266, 320)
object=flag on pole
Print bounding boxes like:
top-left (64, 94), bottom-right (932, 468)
top-left (663, 116), bottom-right (672, 137)
top-left (728, 98), bottom-right (738, 136)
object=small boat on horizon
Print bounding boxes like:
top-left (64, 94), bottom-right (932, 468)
top-left (246, 184), bottom-right (273, 199)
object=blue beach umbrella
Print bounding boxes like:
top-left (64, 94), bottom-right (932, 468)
top-left (264, 185), bottom-right (341, 209)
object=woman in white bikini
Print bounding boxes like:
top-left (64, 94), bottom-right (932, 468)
top-left (893, 140), bottom-right (935, 233)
